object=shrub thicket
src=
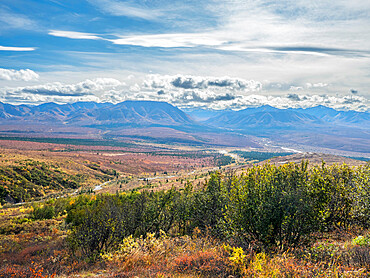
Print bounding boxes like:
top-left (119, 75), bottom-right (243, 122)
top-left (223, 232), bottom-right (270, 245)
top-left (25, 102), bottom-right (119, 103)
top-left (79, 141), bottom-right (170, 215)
top-left (31, 204), bottom-right (55, 220)
top-left (0, 159), bottom-right (118, 204)
top-left (0, 160), bottom-right (81, 203)
top-left (56, 161), bottom-right (370, 259)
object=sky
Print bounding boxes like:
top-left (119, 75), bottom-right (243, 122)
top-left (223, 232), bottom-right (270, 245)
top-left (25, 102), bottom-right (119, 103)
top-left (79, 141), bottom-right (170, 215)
top-left (0, 0), bottom-right (369, 111)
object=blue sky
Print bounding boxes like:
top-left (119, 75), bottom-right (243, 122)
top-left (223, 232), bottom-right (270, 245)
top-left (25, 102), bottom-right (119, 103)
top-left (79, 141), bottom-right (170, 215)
top-left (0, 0), bottom-right (369, 111)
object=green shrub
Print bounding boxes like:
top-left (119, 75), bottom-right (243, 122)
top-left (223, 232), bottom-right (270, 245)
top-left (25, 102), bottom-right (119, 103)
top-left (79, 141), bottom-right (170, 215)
top-left (352, 236), bottom-right (370, 247)
top-left (65, 161), bottom-right (370, 256)
top-left (224, 162), bottom-right (316, 248)
top-left (0, 186), bottom-right (7, 204)
top-left (31, 204), bottom-right (55, 220)
top-left (308, 242), bottom-right (340, 263)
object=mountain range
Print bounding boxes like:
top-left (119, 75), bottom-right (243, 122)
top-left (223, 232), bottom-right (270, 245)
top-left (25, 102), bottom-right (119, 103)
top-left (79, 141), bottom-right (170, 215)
top-left (0, 101), bottom-right (368, 154)
top-left (204, 105), bottom-right (370, 131)
top-left (202, 105), bottom-right (369, 153)
top-left (0, 101), bottom-right (194, 127)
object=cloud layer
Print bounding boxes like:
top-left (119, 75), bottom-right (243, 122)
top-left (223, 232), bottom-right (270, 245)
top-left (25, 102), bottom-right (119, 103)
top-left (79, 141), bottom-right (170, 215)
top-left (0, 74), bottom-right (368, 112)
top-left (0, 68), bottom-right (39, 81)
top-left (87, 0), bottom-right (163, 20)
top-left (46, 0), bottom-right (370, 59)
top-left (123, 90), bottom-right (369, 112)
top-left (0, 78), bottom-right (123, 103)
top-left (107, 74), bottom-right (370, 112)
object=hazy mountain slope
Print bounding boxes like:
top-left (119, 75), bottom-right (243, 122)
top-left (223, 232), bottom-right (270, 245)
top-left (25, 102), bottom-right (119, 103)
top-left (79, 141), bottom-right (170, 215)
top-left (0, 101), bottom-right (197, 127)
top-left (92, 101), bottom-right (194, 126)
top-left (205, 105), bottom-right (370, 130)
top-left (182, 108), bottom-right (226, 121)
top-left (205, 105), bottom-right (324, 130)
top-left (203, 105), bottom-right (370, 153)
top-left (296, 105), bottom-right (370, 127)
top-left (0, 101), bottom-right (368, 152)
top-left (0, 103), bottom-right (31, 118)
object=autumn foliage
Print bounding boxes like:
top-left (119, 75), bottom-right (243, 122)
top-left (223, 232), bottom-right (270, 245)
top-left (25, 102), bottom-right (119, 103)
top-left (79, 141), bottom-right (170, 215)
top-left (1, 161), bottom-right (370, 277)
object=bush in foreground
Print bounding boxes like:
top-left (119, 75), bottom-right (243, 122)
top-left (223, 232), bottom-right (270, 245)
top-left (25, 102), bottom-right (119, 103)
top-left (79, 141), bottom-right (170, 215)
top-left (65, 162), bottom-right (370, 259)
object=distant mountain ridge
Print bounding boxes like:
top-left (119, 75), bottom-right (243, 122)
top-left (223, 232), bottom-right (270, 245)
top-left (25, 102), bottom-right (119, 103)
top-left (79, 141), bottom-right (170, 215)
top-left (0, 101), bottom-right (368, 130)
top-left (204, 105), bottom-right (370, 130)
top-left (0, 101), bottom-right (368, 153)
top-left (0, 100), bottom-right (196, 128)
top-left (201, 104), bottom-right (370, 153)
top-left (294, 105), bottom-right (370, 126)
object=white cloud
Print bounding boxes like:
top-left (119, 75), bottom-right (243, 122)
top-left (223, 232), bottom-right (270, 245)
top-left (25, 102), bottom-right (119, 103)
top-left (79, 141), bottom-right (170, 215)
top-left (48, 30), bottom-right (226, 48)
top-left (0, 68), bottom-right (39, 81)
top-left (168, 93), bottom-right (369, 112)
top-left (0, 78), bottom-right (124, 103)
top-left (8, 0), bottom-right (368, 100)
top-left (87, 0), bottom-right (162, 20)
top-left (99, 74), bottom-right (368, 111)
top-left (47, 0), bottom-right (370, 57)
top-left (1, 92), bottom-right (101, 105)
top-left (277, 93), bottom-right (368, 111)
top-left (49, 30), bottom-right (103, 40)
top-left (289, 86), bottom-right (304, 91)
top-left (217, 45), bottom-right (334, 57)
top-left (111, 33), bottom-right (226, 48)
top-left (120, 74), bottom-right (369, 111)
top-left (0, 46), bottom-right (36, 51)
top-left (100, 87), bottom-right (369, 112)
top-left (143, 74), bottom-right (262, 92)
top-left (306, 82), bottom-right (328, 88)
top-left (0, 9), bottom-right (36, 31)
top-left (0, 73), bottom-right (368, 112)
top-left (129, 84), bottom-right (141, 92)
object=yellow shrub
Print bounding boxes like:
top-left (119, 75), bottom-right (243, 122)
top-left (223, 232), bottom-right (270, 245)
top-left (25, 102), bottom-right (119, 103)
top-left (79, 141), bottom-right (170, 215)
top-left (223, 244), bottom-right (247, 275)
top-left (248, 252), bottom-right (281, 278)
